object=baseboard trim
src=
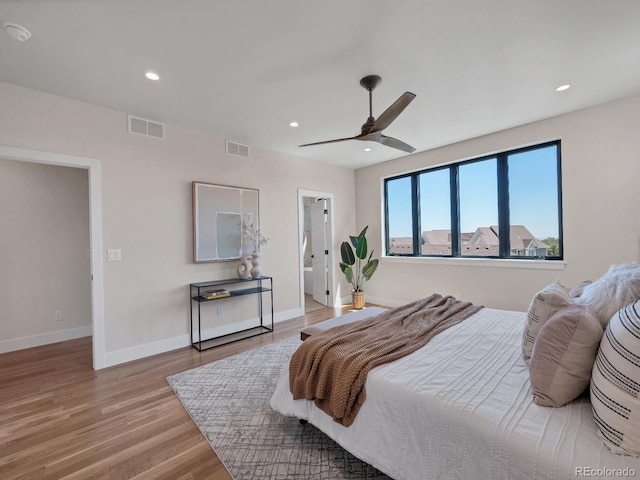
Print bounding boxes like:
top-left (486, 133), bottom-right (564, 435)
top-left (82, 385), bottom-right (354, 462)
top-left (339, 294), bottom-right (403, 309)
top-left (364, 295), bottom-right (405, 308)
top-left (0, 325), bottom-right (93, 354)
top-left (103, 334), bottom-right (191, 368)
top-left (103, 307), bottom-right (304, 368)
top-left (275, 307), bottom-right (304, 323)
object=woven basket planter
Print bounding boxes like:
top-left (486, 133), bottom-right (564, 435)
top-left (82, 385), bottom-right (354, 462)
top-left (352, 291), bottom-right (365, 309)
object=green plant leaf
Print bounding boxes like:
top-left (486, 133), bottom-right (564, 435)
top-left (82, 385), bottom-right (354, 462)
top-left (349, 235), bottom-right (359, 248)
top-left (356, 236), bottom-right (367, 259)
top-left (340, 242), bottom-right (355, 265)
top-left (358, 225), bottom-right (369, 239)
top-left (362, 258), bottom-right (379, 280)
top-left (340, 263), bottom-right (353, 283)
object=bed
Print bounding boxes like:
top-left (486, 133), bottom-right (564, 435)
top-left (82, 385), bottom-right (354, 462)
top-left (270, 305), bottom-right (640, 480)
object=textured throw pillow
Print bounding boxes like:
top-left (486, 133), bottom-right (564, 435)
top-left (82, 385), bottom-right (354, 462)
top-left (574, 263), bottom-right (640, 326)
top-left (591, 301), bottom-right (640, 456)
top-left (522, 281), bottom-right (571, 362)
top-left (569, 279), bottom-right (592, 298)
top-left (529, 304), bottom-right (603, 407)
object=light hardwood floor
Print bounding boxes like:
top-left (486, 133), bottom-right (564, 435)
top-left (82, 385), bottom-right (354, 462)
top-left (0, 303), bottom-right (380, 480)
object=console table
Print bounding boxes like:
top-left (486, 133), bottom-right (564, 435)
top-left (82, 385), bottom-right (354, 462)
top-left (189, 276), bottom-right (274, 351)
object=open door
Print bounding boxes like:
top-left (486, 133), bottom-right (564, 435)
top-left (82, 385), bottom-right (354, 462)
top-left (310, 198), bottom-right (330, 306)
top-left (298, 189), bottom-right (334, 311)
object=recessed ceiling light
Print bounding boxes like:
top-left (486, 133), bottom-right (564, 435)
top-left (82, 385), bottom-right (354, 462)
top-left (556, 84), bottom-right (571, 92)
top-left (145, 71), bottom-right (160, 81)
top-left (364, 147), bottom-right (372, 152)
top-left (289, 121), bottom-right (299, 128)
top-left (2, 22), bottom-right (31, 42)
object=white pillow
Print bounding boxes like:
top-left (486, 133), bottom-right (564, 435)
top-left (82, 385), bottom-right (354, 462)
top-left (522, 281), bottom-right (570, 362)
top-left (591, 300), bottom-right (640, 456)
top-left (575, 263), bottom-right (640, 327)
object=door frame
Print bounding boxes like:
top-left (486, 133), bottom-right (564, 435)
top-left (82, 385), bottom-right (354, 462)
top-left (0, 145), bottom-right (105, 369)
top-left (297, 188), bottom-right (335, 309)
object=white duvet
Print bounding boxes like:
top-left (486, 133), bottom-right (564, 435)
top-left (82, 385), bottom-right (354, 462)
top-left (270, 307), bottom-right (640, 480)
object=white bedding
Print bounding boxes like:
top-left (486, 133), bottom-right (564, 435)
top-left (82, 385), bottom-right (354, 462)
top-left (270, 307), bottom-right (640, 480)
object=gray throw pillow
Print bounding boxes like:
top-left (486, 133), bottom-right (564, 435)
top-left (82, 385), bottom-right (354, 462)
top-left (522, 281), bottom-right (570, 363)
top-left (529, 303), bottom-right (603, 407)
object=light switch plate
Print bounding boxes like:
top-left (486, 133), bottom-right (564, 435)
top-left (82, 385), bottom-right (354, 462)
top-left (107, 249), bottom-right (122, 262)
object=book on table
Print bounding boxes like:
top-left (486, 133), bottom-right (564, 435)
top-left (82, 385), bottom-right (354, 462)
top-left (201, 289), bottom-right (231, 299)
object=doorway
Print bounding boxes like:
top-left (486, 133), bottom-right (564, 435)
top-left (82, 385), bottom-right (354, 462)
top-left (0, 145), bottom-right (105, 369)
top-left (298, 189), bottom-right (335, 312)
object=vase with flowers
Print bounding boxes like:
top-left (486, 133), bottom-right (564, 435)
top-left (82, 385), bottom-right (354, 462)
top-left (242, 213), bottom-right (269, 278)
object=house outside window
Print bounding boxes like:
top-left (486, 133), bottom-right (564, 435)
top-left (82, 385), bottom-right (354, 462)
top-left (384, 140), bottom-right (563, 260)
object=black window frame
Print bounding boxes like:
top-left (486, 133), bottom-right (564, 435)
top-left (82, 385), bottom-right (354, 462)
top-left (384, 140), bottom-right (563, 260)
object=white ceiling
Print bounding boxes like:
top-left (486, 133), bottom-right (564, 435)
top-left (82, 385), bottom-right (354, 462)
top-left (1, 1), bottom-right (639, 169)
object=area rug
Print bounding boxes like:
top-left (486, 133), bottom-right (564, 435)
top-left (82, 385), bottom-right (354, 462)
top-left (166, 336), bottom-right (391, 480)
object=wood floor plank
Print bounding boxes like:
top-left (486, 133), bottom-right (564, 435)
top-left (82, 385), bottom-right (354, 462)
top-left (0, 302), bottom-right (382, 479)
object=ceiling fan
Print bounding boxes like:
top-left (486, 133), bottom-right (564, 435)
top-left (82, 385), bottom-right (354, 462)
top-left (299, 75), bottom-right (416, 153)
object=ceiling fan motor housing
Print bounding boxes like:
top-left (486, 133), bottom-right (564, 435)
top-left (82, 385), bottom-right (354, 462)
top-left (361, 117), bottom-right (376, 134)
top-left (360, 75), bottom-right (382, 91)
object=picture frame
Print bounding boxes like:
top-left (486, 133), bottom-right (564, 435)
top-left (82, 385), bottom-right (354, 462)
top-left (192, 181), bottom-right (259, 263)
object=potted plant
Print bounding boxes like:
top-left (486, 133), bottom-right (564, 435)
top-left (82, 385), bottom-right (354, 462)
top-left (339, 226), bottom-right (379, 309)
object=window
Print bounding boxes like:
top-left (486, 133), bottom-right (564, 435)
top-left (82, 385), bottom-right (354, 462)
top-left (384, 141), bottom-right (563, 260)
top-left (459, 159), bottom-right (498, 257)
top-left (419, 168), bottom-right (451, 255)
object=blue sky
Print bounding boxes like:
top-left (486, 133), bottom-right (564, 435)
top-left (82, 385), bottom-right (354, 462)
top-left (387, 145), bottom-right (559, 240)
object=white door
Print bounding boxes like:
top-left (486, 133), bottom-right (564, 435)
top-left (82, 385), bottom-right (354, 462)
top-left (310, 199), bottom-right (329, 305)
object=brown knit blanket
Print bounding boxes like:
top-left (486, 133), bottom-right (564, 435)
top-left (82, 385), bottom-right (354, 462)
top-left (289, 294), bottom-right (483, 427)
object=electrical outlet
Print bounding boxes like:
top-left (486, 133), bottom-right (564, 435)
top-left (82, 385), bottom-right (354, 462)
top-left (55, 311), bottom-right (63, 322)
top-left (217, 306), bottom-right (224, 317)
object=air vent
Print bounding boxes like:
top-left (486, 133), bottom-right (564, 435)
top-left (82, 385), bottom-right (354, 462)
top-left (128, 115), bottom-right (165, 139)
top-left (226, 139), bottom-right (250, 158)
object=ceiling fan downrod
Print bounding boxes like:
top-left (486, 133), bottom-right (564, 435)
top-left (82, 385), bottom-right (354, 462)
top-left (360, 74), bottom-right (381, 122)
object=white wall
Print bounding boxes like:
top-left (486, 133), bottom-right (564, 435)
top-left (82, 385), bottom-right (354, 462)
top-left (355, 94), bottom-right (640, 311)
top-left (0, 159), bottom-right (92, 352)
top-left (0, 81), bottom-right (356, 366)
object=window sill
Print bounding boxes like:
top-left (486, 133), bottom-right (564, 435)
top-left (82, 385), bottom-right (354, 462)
top-left (382, 255), bottom-right (566, 270)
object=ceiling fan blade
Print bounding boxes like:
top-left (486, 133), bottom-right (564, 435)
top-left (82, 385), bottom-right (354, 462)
top-left (370, 92), bottom-right (416, 133)
top-left (299, 135), bottom-right (358, 147)
top-left (377, 134), bottom-right (416, 153)
top-left (357, 132), bottom-right (416, 153)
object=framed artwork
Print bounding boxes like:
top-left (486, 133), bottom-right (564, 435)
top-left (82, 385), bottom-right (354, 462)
top-left (192, 181), bottom-right (259, 263)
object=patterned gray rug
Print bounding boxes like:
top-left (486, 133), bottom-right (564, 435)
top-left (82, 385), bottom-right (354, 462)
top-left (167, 336), bottom-right (391, 480)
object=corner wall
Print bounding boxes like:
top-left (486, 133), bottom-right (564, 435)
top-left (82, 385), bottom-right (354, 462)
top-left (355, 94), bottom-right (640, 311)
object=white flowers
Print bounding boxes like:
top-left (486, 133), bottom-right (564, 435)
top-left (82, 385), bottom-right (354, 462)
top-left (242, 214), bottom-right (269, 252)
